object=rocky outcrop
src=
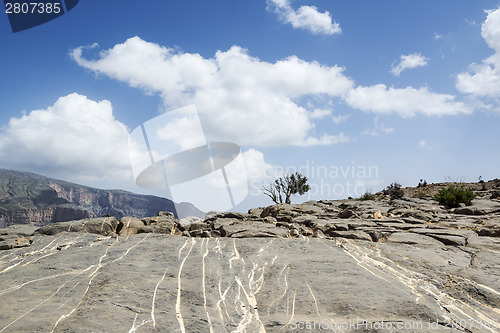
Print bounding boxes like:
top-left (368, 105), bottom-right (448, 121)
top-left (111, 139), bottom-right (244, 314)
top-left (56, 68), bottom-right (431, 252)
top-left (1, 184), bottom-right (500, 332)
top-left (12, 190), bottom-right (499, 246)
top-left (0, 224), bottom-right (35, 250)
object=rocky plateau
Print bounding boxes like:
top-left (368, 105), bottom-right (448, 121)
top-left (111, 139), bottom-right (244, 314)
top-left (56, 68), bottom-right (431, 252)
top-left (0, 180), bottom-right (500, 332)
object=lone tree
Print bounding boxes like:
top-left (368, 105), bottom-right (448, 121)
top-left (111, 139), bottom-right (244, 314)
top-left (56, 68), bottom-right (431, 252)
top-left (262, 172), bottom-right (310, 204)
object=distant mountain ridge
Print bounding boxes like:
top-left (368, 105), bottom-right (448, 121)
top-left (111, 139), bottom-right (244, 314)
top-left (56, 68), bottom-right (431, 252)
top-left (0, 169), bottom-right (204, 226)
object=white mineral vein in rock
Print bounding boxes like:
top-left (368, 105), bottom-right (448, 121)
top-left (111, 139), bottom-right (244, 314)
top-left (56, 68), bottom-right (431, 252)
top-left (152, 265), bottom-right (169, 329)
top-left (229, 239), bottom-right (242, 269)
top-left (178, 238), bottom-right (188, 259)
top-left (176, 238), bottom-right (195, 333)
top-left (0, 271), bottom-right (77, 296)
top-left (201, 239), bottom-right (214, 333)
top-left (0, 265), bottom-right (94, 333)
top-left (285, 291), bottom-right (297, 327)
top-left (307, 283), bottom-right (321, 317)
top-left (341, 239), bottom-right (499, 332)
top-left (111, 233), bottom-right (149, 264)
top-left (55, 282), bottom-right (81, 311)
top-left (217, 277), bottom-right (235, 327)
top-left (0, 259), bottom-right (24, 274)
top-left (50, 238), bottom-right (119, 332)
top-left (267, 264), bottom-right (289, 316)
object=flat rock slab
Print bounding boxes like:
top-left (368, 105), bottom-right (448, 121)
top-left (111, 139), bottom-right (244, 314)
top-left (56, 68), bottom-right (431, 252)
top-left (0, 234), bottom-right (499, 332)
top-left (387, 232), bottom-right (444, 246)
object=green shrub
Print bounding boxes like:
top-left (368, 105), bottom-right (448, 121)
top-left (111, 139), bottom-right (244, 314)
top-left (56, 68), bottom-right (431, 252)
top-left (358, 191), bottom-right (376, 201)
top-left (413, 192), bottom-right (426, 198)
top-left (434, 185), bottom-right (475, 208)
top-left (384, 182), bottom-right (404, 201)
top-left (262, 172), bottom-right (310, 204)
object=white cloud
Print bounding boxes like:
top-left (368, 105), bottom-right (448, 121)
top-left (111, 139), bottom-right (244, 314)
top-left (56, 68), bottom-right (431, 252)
top-left (391, 53), bottom-right (429, 76)
top-left (309, 108), bottom-right (331, 119)
top-left (345, 84), bottom-right (471, 117)
top-left (0, 93), bottom-right (132, 183)
top-left (433, 33), bottom-right (443, 40)
top-left (71, 37), bottom-right (354, 147)
top-left (331, 114), bottom-right (350, 124)
top-left (465, 18), bottom-right (477, 27)
top-left (267, 0), bottom-right (341, 35)
top-left (243, 148), bottom-right (281, 182)
top-left (456, 8), bottom-right (500, 98)
top-left (418, 139), bottom-right (439, 150)
top-left (299, 132), bottom-right (351, 146)
top-left (243, 148), bottom-right (283, 196)
top-left (362, 117), bottom-right (393, 136)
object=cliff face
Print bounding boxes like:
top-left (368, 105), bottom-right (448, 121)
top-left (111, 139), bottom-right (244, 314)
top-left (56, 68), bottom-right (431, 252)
top-left (0, 206), bottom-right (91, 226)
top-left (0, 169), bottom-right (204, 226)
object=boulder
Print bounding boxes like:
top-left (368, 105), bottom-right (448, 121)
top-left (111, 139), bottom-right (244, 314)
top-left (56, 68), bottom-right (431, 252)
top-left (453, 207), bottom-right (486, 216)
top-left (36, 217), bottom-right (118, 236)
top-left (150, 215), bottom-right (178, 224)
top-left (117, 217), bottom-right (145, 236)
top-left (478, 228), bottom-right (500, 238)
top-left (260, 203), bottom-right (323, 219)
top-left (158, 211), bottom-right (175, 217)
top-left (321, 222), bottom-right (349, 233)
top-left (0, 224), bottom-right (38, 237)
top-left (260, 204), bottom-right (294, 218)
top-left (291, 215), bottom-right (318, 227)
top-left (325, 230), bottom-right (373, 241)
top-left (178, 216), bottom-right (203, 230)
top-left (205, 211), bottom-right (249, 221)
top-left (219, 221), bottom-right (289, 238)
top-left (212, 218), bottom-right (240, 231)
top-left (0, 235), bottom-right (33, 250)
top-left (247, 207), bottom-right (264, 217)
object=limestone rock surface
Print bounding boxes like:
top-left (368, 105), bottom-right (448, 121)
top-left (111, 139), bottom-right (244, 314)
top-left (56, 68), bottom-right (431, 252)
top-left (1, 186), bottom-right (500, 332)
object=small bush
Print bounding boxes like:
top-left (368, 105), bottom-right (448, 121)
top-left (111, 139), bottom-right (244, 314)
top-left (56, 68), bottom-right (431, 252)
top-left (384, 182), bottom-right (404, 201)
top-left (417, 179), bottom-right (427, 188)
top-left (413, 192), bottom-right (426, 199)
top-left (434, 185), bottom-right (475, 208)
top-left (358, 192), bottom-right (376, 201)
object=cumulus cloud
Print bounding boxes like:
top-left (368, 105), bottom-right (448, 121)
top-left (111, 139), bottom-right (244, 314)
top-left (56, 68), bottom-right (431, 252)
top-left (390, 53), bottom-right (429, 76)
top-left (267, 0), bottom-right (341, 35)
top-left (0, 93), bottom-right (131, 183)
top-left (309, 108), bottom-right (331, 119)
top-left (345, 84), bottom-right (471, 117)
top-left (456, 7), bottom-right (500, 98)
top-left (243, 148), bottom-right (281, 182)
top-left (71, 37), bottom-right (353, 147)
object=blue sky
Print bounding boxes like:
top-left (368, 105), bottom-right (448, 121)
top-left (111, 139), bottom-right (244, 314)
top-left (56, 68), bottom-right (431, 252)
top-left (1, 0), bottom-right (499, 212)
